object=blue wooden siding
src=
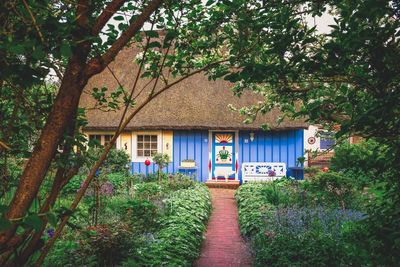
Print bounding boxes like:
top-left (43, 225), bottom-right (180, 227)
top-left (132, 129), bottom-right (304, 182)
top-left (131, 130), bottom-right (209, 182)
top-left (238, 130), bottom-right (304, 181)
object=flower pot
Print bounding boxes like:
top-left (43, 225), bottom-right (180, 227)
top-left (181, 161), bottom-right (196, 168)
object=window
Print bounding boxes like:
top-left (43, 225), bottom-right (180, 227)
top-left (137, 134), bottom-right (158, 157)
top-left (89, 134), bottom-right (102, 147)
top-left (319, 132), bottom-right (335, 150)
top-left (104, 135), bottom-right (116, 148)
top-left (88, 134), bottom-right (116, 148)
top-left (132, 131), bottom-right (161, 162)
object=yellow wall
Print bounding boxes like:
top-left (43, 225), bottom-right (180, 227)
top-left (120, 132), bottom-right (132, 159)
top-left (83, 130), bottom-right (173, 162)
top-left (162, 130), bottom-right (173, 161)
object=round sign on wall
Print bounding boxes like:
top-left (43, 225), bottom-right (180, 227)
top-left (308, 137), bottom-right (316, 144)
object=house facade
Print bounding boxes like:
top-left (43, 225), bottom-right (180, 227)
top-left (80, 46), bottom-right (307, 183)
top-left (83, 129), bottom-right (304, 183)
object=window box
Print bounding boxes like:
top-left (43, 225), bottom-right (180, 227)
top-left (181, 160), bottom-right (196, 168)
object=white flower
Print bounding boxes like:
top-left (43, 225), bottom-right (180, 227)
top-left (135, 52), bottom-right (144, 62)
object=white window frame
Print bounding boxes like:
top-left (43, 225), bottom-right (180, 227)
top-left (132, 131), bottom-right (162, 162)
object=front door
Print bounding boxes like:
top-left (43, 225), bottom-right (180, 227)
top-left (212, 132), bottom-right (236, 180)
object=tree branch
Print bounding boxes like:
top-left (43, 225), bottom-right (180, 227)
top-left (84, 0), bottom-right (163, 77)
top-left (33, 59), bottom-right (226, 266)
top-left (92, 0), bottom-right (126, 36)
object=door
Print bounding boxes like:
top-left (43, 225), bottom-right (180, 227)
top-left (212, 132), bottom-right (236, 180)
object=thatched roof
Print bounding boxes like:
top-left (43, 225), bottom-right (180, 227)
top-left (80, 46), bottom-right (307, 131)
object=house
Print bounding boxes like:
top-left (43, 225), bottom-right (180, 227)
top-left (80, 45), bottom-right (308, 184)
top-left (303, 125), bottom-right (336, 168)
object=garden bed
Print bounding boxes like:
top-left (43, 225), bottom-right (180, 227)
top-left (235, 173), bottom-right (369, 267)
top-left (44, 174), bottom-right (212, 267)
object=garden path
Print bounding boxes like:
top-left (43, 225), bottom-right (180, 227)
top-left (195, 188), bottom-right (252, 267)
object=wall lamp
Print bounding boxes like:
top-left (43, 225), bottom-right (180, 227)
top-left (249, 132), bottom-right (255, 142)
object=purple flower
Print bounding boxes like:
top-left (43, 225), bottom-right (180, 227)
top-left (100, 181), bottom-right (114, 196)
top-left (265, 206), bottom-right (366, 237)
top-left (47, 228), bottom-right (55, 238)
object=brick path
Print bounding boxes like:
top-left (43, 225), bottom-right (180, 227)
top-left (195, 189), bottom-right (252, 267)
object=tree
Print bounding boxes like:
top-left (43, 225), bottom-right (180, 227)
top-left (203, 0), bottom-right (400, 263)
top-left (0, 0), bottom-right (235, 265)
top-left (0, 0), bottom-right (163, 264)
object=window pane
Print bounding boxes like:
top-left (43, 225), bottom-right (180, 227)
top-left (144, 135), bottom-right (150, 141)
top-left (137, 135), bottom-right (143, 141)
top-left (151, 135), bottom-right (157, 142)
top-left (151, 143), bottom-right (157, 149)
top-left (144, 150), bottom-right (150, 156)
top-left (144, 143), bottom-right (150, 149)
top-left (137, 150), bottom-right (143, 156)
top-left (89, 135), bottom-right (101, 147)
top-left (104, 135), bottom-right (113, 142)
top-left (89, 135), bottom-right (101, 141)
top-left (137, 142), bottom-right (143, 149)
top-left (151, 150), bottom-right (157, 156)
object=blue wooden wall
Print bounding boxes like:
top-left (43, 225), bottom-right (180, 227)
top-left (238, 130), bottom-right (304, 181)
top-left (131, 130), bottom-right (209, 182)
top-left (132, 129), bottom-right (304, 182)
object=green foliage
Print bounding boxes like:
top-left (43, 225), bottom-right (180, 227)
top-left (103, 149), bottom-right (131, 173)
top-left (43, 223), bottom-right (134, 267)
top-left (82, 148), bottom-right (130, 174)
top-left (254, 231), bottom-right (368, 267)
top-left (45, 178), bottom-right (212, 266)
top-left (128, 184), bottom-right (212, 266)
top-left (236, 181), bottom-right (369, 266)
top-left (303, 171), bottom-right (359, 209)
top-left (152, 153), bottom-right (170, 169)
top-left (162, 173), bottom-right (196, 192)
top-left (62, 175), bottom-right (85, 195)
top-left (330, 140), bottom-right (386, 188)
top-left (152, 153), bottom-right (170, 182)
top-left (235, 183), bottom-right (276, 237)
top-left (106, 172), bottom-right (135, 194)
top-left (132, 182), bottom-right (162, 201)
top-left (0, 85), bottom-right (56, 158)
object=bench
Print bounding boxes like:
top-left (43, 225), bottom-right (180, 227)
top-left (241, 162), bottom-right (286, 183)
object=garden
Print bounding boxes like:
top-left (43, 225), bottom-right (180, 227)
top-left (5, 149), bottom-right (212, 266)
top-left (1, 1), bottom-right (399, 266)
top-left (236, 139), bottom-right (399, 266)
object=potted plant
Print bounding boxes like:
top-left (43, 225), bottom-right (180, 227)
top-left (296, 156), bottom-right (306, 167)
top-left (181, 159), bottom-right (196, 168)
top-left (217, 146), bottom-right (231, 161)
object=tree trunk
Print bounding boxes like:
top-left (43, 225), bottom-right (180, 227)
top-left (0, 59), bottom-right (88, 246)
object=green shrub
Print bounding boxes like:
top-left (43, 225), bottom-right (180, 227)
top-left (125, 198), bottom-right (161, 232)
top-left (236, 183), bottom-right (276, 236)
top-left (302, 171), bottom-right (359, 209)
top-left (132, 182), bottom-right (162, 200)
top-left (80, 148), bottom-right (130, 174)
top-left (330, 140), bottom-right (386, 188)
top-left (152, 153), bottom-right (170, 182)
top-left (43, 223), bottom-right (134, 267)
top-left (107, 172), bottom-right (132, 194)
top-left (61, 174), bottom-right (85, 195)
top-left (124, 184), bottom-right (212, 266)
top-left (162, 173), bottom-right (196, 191)
top-left (254, 231), bottom-right (367, 267)
top-left (236, 181), bottom-right (369, 266)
